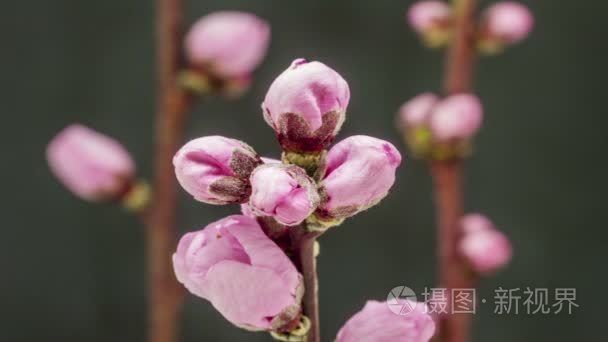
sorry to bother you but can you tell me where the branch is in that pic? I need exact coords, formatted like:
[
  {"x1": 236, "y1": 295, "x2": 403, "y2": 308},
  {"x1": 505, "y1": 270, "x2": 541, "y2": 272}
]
[
  {"x1": 146, "y1": 0, "x2": 191, "y2": 341},
  {"x1": 434, "y1": 1, "x2": 478, "y2": 341},
  {"x1": 290, "y1": 227, "x2": 322, "y2": 342}
]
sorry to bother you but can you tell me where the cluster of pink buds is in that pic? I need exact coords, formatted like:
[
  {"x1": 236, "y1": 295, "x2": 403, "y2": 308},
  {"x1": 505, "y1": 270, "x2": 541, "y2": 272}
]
[
  {"x1": 398, "y1": 92, "x2": 483, "y2": 159},
  {"x1": 458, "y1": 214, "x2": 512, "y2": 274},
  {"x1": 407, "y1": 1, "x2": 533, "y2": 52},
  {"x1": 181, "y1": 11, "x2": 271, "y2": 95},
  {"x1": 46, "y1": 12, "x2": 273, "y2": 209},
  {"x1": 171, "y1": 58, "x2": 435, "y2": 340}
]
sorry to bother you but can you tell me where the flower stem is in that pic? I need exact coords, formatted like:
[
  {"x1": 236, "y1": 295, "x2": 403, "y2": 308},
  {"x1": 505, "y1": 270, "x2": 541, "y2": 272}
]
[
  {"x1": 433, "y1": 0, "x2": 478, "y2": 341},
  {"x1": 291, "y1": 227, "x2": 322, "y2": 342},
  {"x1": 146, "y1": 0, "x2": 191, "y2": 341}
]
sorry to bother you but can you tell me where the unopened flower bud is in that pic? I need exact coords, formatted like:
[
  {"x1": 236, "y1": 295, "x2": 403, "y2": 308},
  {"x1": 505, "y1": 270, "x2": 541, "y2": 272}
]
[
  {"x1": 479, "y1": 2, "x2": 533, "y2": 52},
  {"x1": 173, "y1": 136, "x2": 261, "y2": 204},
  {"x1": 46, "y1": 124, "x2": 135, "y2": 201},
  {"x1": 262, "y1": 59, "x2": 350, "y2": 153},
  {"x1": 429, "y1": 94, "x2": 483, "y2": 141},
  {"x1": 398, "y1": 92, "x2": 439, "y2": 130},
  {"x1": 249, "y1": 164, "x2": 320, "y2": 226},
  {"x1": 459, "y1": 214, "x2": 512, "y2": 274},
  {"x1": 408, "y1": 1, "x2": 452, "y2": 47},
  {"x1": 173, "y1": 215, "x2": 303, "y2": 331},
  {"x1": 337, "y1": 300, "x2": 435, "y2": 342},
  {"x1": 184, "y1": 11, "x2": 270, "y2": 93},
  {"x1": 317, "y1": 135, "x2": 401, "y2": 221}
]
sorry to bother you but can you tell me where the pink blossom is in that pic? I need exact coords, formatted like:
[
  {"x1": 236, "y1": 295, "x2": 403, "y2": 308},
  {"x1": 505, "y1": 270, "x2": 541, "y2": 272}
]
[
  {"x1": 459, "y1": 214, "x2": 512, "y2": 274},
  {"x1": 318, "y1": 135, "x2": 402, "y2": 219},
  {"x1": 262, "y1": 58, "x2": 350, "y2": 152},
  {"x1": 249, "y1": 164, "x2": 320, "y2": 226},
  {"x1": 46, "y1": 124, "x2": 135, "y2": 201},
  {"x1": 173, "y1": 136, "x2": 261, "y2": 204},
  {"x1": 399, "y1": 92, "x2": 440, "y2": 129},
  {"x1": 337, "y1": 300, "x2": 435, "y2": 342},
  {"x1": 429, "y1": 94, "x2": 483, "y2": 141},
  {"x1": 481, "y1": 2, "x2": 534, "y2": 44},
  {"x1": 173, "y1": 215, "x2": 302, "y2": 330},
  {"x1": 185, "y1": 11, "x2": 270, "y2": 78},
  {"x1": 407, "y1": 1, "x2": 451, "y2": 33}
]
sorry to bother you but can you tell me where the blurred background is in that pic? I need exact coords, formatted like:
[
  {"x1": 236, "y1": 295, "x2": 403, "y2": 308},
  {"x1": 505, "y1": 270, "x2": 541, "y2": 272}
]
[{"x1": 2, "y1": 0, "x2": 606, "y2": 340}]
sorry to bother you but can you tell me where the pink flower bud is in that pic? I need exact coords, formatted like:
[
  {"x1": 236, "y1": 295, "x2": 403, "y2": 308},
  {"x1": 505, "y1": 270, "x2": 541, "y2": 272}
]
[
  {"x1": 262, "y1": 59, "x2": 350, "y2": 152},
  {"x1": 173, "y1": 215, "x2": 302, "y2": 330},
  {"x1": 185, "y1": 11, "x2": 270, "y2": 79},
  {"x1": 398, "y1": 92, "x2": 440, "y2": 129},
  {"x1": 337, "y1": 300, "x2": 436, "y2": 342},
  {"x1": 459, "y1": 214, "x2": 512, "y2": 274},
  {"x1": 429, "y1": 94, "x2": 483, "y2": 141},
  {"x1": 407, "y1": 1, "x2": 451, "y2": 33},
  {"x1": 46, "y1": 124, "x2": 135, "y2": 201},
  {"x1": 318, "y1": 136, "x2": 402, "y2": 220},
  {"x1": 249, "y1": 164, "x2": 320, "y2": 226},
  {"x1": 173, "y1": 136, "x2": 261, "y2": 204},
  {"x1": 481, "y1": 2, "x2": 533, "y2": 44},
  {"x1": 460, "y1": 213, "x2": 494, "y2": 234}
]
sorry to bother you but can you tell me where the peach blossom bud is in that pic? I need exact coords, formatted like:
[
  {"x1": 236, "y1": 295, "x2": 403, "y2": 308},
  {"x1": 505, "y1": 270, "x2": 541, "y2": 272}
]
[
  {"x1": 407, "y1": 1, "x2": 451, "y2": 34},
  {"x1": 318, "y1": 135, "x2": 402, "y2": 220},
  {"x1": 480, "y1": 2, "x2": 533, "y2": 46},
  {"x1": 337, "y1": 300, "x2": 435, "y2": 342},
  {"x1": 249, "y1": 164, "x2": 320, "y2": 226},
  {"x1": 429, "y1": 94, "x2": 483, "y2": 141},
  {"x1": 262, "y1": 58, "x2": 350, "y2": 152},
  {"x1": 173, "y1": 136, "x2": 261, "y2": 204},
  {"x1": 173, "y1": 215, "x2": 302, "y2": 330},
  {"x1": 46, "y1": 124, "x2": 135, "y2": 201},
  {"x1": 398, "y1": 92, "x2": 440, "y2": 130},
  {"x1": 459, "y1": 214, "x2": 512, "y2": 274},
  {"x1": 185, "y1": 11, "x2": 270, "y2": 79}
]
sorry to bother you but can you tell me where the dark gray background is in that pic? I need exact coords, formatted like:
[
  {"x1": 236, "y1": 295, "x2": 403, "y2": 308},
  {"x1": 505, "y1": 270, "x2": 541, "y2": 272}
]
[{"x1": 2, "y1": 0, "x2": 605, "y2": 341}]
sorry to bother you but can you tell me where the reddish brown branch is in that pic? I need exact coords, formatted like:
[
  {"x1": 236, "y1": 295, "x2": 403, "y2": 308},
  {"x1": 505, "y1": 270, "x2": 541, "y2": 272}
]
[
  {"x1": 146, "y1": 0, "x2": 191, "y2": 341},
  {"x1": 444, "y1": 0, "x2": 478, "y2": 95},
  {"x1": 434, "y1": 1, "x2": 478, "y2": 341},
  {"x1": 290, "y1": 227, "x2": 322, "y2": 342},
  {"x1": 431, "y1": 162, "x2": 474, "y2": 342}
]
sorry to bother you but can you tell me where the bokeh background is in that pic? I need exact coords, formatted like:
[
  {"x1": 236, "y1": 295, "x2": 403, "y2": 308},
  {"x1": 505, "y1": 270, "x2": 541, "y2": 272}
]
[{"x1": 3, "y1": 0, "x2": 606, "y2": 341}]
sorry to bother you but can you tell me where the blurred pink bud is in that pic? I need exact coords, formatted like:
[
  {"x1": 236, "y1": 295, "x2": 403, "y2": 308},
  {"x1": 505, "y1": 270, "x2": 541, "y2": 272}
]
[
  {"x1": 262, "y1": 58, "x2": 350, "y2": 152},
  {"x1": 429, "y1": 94, "x2": 483, "y2": 141},
  {"x1": 460, "y1": 213, "x2": 494, "y2": 234},
  {"x1": 249, "y1": 164, "x2": 320, "y2": 226},
  {"x1": 398, "y1": 92, "x2": 440, "y2": 129},
  {"x1": 318, "y1": 136, "x2": 402, "y2": 220},
  {"x1": 46, "y1": 124, "x2": 135, "y2": 201},
  {"x1": 173, "y1": 136, "x2": 261, "y2": 204},
  {"x1": 481, "y1": 2, "x2": 533, "y2": 44},
  {"x1": 337, "y1": 300, "x2": 435, "y2": 342},
  {"x1": 407, "y1": 1, "x2": 451, "y2": 33},
  {"x1": 185, "y1": 11, "x2": 270, "y2": 79},
  {"x1": 459, "y1": 214, "x2": 512, "y2": 274},
  {"x1": 173, "y1": 215, "x2": 302, "y2": 330}
]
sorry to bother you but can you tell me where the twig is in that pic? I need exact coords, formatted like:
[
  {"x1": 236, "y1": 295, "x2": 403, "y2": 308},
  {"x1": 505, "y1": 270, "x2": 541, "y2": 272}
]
[
  {"x1": 147, "y1": 0, "x2": 191, "y2": 341},
  {"x1": 433, "y1": 0, "x2": 478, "y2": 341},
  {"x1": 290, "y1": 227, "x2": 322, "y2": 342}
]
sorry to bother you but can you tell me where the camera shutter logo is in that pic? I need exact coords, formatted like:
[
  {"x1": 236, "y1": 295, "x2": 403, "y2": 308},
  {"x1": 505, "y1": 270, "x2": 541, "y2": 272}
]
[{"x1": 387, "y1": 286, "x2": 418, "y2": 315}]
